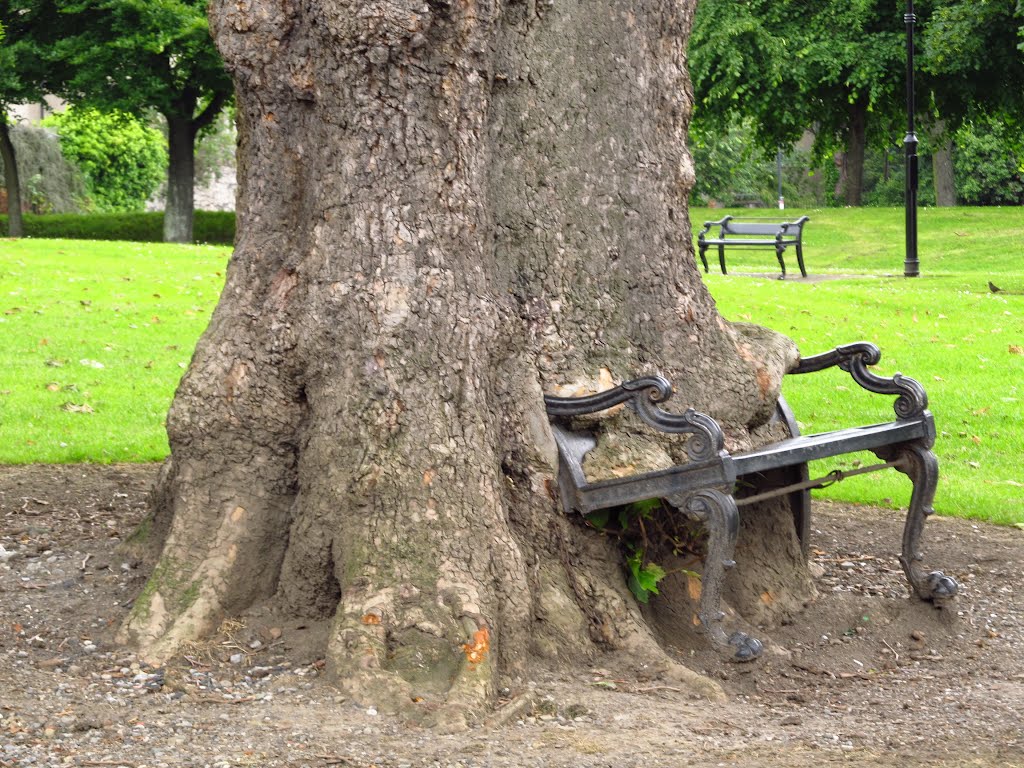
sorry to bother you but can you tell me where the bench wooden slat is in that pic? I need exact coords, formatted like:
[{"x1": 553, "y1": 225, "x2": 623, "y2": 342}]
[
  {"x1": 701, "y1": 238, "x2": 798, "y2": 246},
  {"x1": 732, "y1": 419, "x2": 932, "y2": 475}
]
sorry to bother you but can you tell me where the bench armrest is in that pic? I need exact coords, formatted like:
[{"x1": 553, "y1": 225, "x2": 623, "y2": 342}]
[
  {"x1": 698, "y1": 215, "x2": 733, "y2": 240},
  {"x1": 544, "y1": 376, "x2": 725, "y2": 462},
  {"x1": 792, "y1": 342, "x2": 928, "y2": 419}
]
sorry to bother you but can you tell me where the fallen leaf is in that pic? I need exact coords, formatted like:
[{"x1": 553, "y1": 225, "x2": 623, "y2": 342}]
[
  {"x1": 61, "y1": 403, "x2": 94, "y2": 414},
  {"x1": 1010, "y1": 345, "x2": 1023, "y2": 355},
  {"x1": 686, "y1": 574, "x2": 702, "y2": 601}
]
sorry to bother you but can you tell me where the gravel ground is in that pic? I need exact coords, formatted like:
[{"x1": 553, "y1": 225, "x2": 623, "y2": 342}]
[{"x1": 2, "y1": 464, "x2": 1023, "y2": 767}]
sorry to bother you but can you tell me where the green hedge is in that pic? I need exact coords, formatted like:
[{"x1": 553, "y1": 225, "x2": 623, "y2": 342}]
[{"x1": 0, "y1": 211, "x2": 235, "y2": 245}]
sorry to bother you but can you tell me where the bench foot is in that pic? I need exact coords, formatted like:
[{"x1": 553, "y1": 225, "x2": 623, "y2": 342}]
[
  {"x1": 727, "y1": 631, "x2": 764, "y2": 662},
  {"x1": 675, "y1": 489, "x2": 763, "y2": 662},
  {"x1": 886, "y1": 442, "x2": 960, "y2": 605}
]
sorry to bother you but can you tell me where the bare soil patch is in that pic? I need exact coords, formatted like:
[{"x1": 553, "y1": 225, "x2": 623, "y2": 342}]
[{"x1": 2, "y1": 464, "x2": 1022, "y2": 767}]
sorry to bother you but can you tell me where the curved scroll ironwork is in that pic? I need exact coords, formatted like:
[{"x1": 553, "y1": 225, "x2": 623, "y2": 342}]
[
  {"x1": 793, "y1": 342, "x2": 928, "y2": 419},
  {"x1": 543, "y1": 376, "x2": 673, "y2": 417},
  {"x1": 543, "y1": 376, "x2": 725, "y2": 463}
]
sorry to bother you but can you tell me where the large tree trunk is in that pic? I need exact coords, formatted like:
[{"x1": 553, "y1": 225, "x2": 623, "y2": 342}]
[
  {"x1": 163, "y1": 113, "x2": 196, "y2": 243},
  {"x1": 0, "y1": 121, "x2": 24, "y2": 238},
  {"x1": 120, "y1": 0, "x2": 811, "y2": 727}
]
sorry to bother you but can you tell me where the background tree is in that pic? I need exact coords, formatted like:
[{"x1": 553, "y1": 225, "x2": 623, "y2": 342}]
[
  {"x1": 690, "y1": 0, "x2": 909, "y2": 206},
  {"x1": 919, "y1": 0, "x2": 1024, "y2": 204},
  {"x1": 690, "y1": 0, "x2": 1024, "y2": 209},
  {"x1": 47, "y1": 0, "x2": 232, "y2": 242},
  {"x1": 0, "y1": 19, "x2": 24, "y2": 237},
  {"x1": 0, "y1": 7, "x2": 50, "y2": 236},
  {"x1": 119, "y1": 0, "x2": 816, "y2": 727}
]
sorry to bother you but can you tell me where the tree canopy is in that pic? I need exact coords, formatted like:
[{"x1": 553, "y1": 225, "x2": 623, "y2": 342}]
[
  {"x1": 921, "y1": 0, "x2": 1024, "y2": 130},
  {"x1": 688, "y1": 0, "x2": 1024, "y2": 206}
]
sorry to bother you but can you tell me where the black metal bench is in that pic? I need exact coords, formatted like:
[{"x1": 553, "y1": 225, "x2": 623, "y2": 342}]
[
  {"x1": 544, "y1": 342, "x2": 958, "y2": 661},
  {"x1": 697, "y1": 215, "x2": 810, "y2": 279}
]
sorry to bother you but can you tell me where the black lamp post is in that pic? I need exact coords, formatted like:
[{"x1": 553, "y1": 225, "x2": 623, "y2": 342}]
[{"x1": 903, "y1": 0, "x2": 920, "y2": 277}]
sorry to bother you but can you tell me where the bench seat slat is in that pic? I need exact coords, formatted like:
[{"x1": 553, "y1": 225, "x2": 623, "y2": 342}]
[
  {"x1": 701, "y1": 238, "x2": 798, "y2": 245},
  {"x1": 732, "y1": 419, "x2": 930, "y2": 475}
]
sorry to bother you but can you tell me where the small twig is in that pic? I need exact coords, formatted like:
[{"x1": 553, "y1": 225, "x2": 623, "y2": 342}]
[
  {"x1": 881, "y1": 639, "x2": 900, "y2": 662},
  {"x1": 80, "y1": 553, "x2": 92, "y2": 570},
  {"x1": 631, "y1": 685, "x2": 682, "y2": 694},
  {"x1": 314, "y1": 756, "x2": 354, "y2": 766},
  {"x1": 193, "y1": 695, "x2": 256, "y2": 705}
]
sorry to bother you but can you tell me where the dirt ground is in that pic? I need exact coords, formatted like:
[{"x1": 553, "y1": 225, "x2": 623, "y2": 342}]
[{"x1": 1, "y1": 464, "x2": 1022, "y2": 768}]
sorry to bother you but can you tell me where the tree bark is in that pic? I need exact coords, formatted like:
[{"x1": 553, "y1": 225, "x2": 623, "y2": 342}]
[
  {"x1": 163, "y1": 114, "x2": 196, "y2": 243},
  {"x1": 120, "y1": 0, "x2": 811, "y2": 726},
  {"x1": 0, "y1": 121, "x2": 24, "y2": 237},
  {"x1": 928, "y1": 122, "x2": 957, "y2": 206},
  {"x1": 843, "y1": 95, "x2": 869, "y2": 206}
]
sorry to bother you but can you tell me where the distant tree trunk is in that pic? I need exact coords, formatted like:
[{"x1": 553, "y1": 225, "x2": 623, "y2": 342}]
[
  {"x1": 927, "y1": 119, "x2": 957, "y2": 207},
  {"x1": 0, "y1": 121, "x2": 24, "y2": 237},
  {"x1": 843, "y1": 96, "x2": 869, "y2": 206},
  {"x1": 163, "y1": 114, "x2": 196, "y2": 244},
  {"x1": 162, "y1": 93, "x2": 228, "y2": 243},
  {"x1": 120, "y1": 0, "x2": 811, "y2": 727}
]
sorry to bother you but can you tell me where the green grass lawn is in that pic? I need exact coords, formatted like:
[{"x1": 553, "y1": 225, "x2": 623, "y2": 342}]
[
  {"x1": 694, "y1": 206, "x2": 1024, "y2": 525},
  {"x1": 1, "y1": 207, "x2": 1022, "y2": 525},
  {"x1": 0, "y1": 238, "x2": 230, "y2": 462}
]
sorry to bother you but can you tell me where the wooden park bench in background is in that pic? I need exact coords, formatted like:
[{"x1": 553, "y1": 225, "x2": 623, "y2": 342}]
[
  {"x1": 697, "y1": 215, "x2": 810, "y2": 279},
  {"x1": 544, "y1": 342, "x2": 958, "y2": 661}
]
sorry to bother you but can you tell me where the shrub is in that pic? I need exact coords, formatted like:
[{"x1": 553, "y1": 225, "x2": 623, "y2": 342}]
[
  {"x1": 953, "y1": 118, "x2": 1024, "y2": 206},
  {"x1": 0, "y1": 211, "x2": 235, "y2": 244},
  {"x1": 42, "y1": 108, "x2": 166, "y2": 212}
]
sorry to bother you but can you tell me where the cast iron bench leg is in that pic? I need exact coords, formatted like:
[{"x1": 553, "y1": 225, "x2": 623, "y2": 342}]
[
  {"x1": 796, "y1": 242, "x2": 808, "y2": 278},
  {"x1": 718, "y1": 243, "x2": 727, "y2": 275},
  {"x1": 673, "y1": 489, "x2": 763, "y2": 662},
  {"x1": 698, "y1": 243, "x2": 710, "y2": 273},
  {"x1": 774, "y1": 243, "x2": 787, "y2": 280},
  {"x1": 881, "y1": 442, "x2": 959, "y2": 603}
]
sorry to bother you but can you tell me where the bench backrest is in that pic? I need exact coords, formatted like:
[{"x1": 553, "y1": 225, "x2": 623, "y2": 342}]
[{"x1": 720, "y1": 216, "x2": 808, "y2": 238}]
